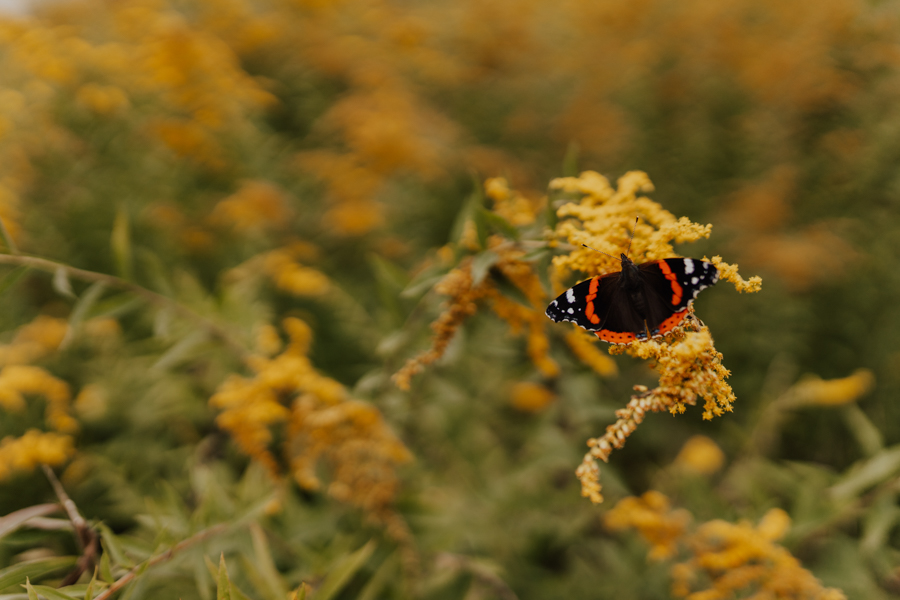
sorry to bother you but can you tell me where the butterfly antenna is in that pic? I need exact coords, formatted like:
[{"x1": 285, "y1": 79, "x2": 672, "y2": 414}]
[
  {"x1": 625, "y1": 217, "x2": 639, "y2": 258},
  {"x1": 581, "y1": 244, "x2": 617, "y2": 260}
]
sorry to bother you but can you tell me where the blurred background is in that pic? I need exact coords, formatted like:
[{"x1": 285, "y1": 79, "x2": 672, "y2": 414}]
[{"x1": 0, "y1": 0, "x2": 897, "y2": 598}]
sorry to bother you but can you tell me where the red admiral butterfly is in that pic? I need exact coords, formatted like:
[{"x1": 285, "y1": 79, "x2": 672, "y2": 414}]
[{"x1": 546, "y1": 253, "x2": 719, "y2": 344}]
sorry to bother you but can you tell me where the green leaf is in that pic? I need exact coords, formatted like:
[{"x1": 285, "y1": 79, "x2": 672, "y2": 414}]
[
  {"x1": 830, "y1": 444, "x2": 900, "y2": 502},
  {"x1": 61, "y1": 281, "x2": 107, "y2": 349},
  {"x1": 216, "y1": 554, "x2": 232, "y2": 600},
  {"x1": 151, "y1": 330, "x2": 209, "y2": 372},
  {"x1": 83, "y1": 567, "x2": 101, "y2": 600},
  {"x1": 0, "y1": 504, "x2": 60, "y2": 540},
  {"x1": 111, "y1": 205, "x2": 133, "y2": 281},
  {"x1": 249, "y1": 524, "x2": 288, "y2": 600},
  {"x1": 28, "y1": 585, "x2": 78, "y2": 600},
  {"x1": 23, "y1": 579, "x2": 37, "y2": 600},
  {"x1": 0, "y1": 266, "x2": 29, "y2": 299},
  {"x1": 52, "y1": 268, "x2": 76, "y2": 300},
  {"x1": 98, "y1": 523, "x2": 134, "y2": 569},
  {"x1": 0, "y1": 558, "x2": 76, "y2": 593},
  {"x1": 98, "y1": 550, "x2": 114, "y2": 584},
  {"x1": 492, "y1": 270, "x2": 533, "y2": 308},
  {"x1": 470, "y1": 251, "x2": 500, "y2": 286},
  {"x1": 314, "y1": 540, "x2": 376, "y2": 600},
  {"x1": 400, "y1": 267, "x2": 448, "y2": 299},
  {"x1": 479, "y1": 208, "x2": 520, "y2": 241}
]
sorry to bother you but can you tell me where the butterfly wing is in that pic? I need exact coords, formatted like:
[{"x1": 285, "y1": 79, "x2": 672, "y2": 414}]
[
  {"x1": 638, "y1": 258, "x2": 719, "y2": 334},
  {"x1": 546, "y1": 273, "x2": 621, "y2": 332}
]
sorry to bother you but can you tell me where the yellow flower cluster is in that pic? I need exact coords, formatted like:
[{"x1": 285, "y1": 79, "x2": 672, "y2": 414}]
[
  {"x1": 0, "y1": 365, "x2": 78, "y2": 434},
  {"x1": 672, "y1": 509, "x2": 846, "y2": 600},
  {"x1": 226, "y1": 245, "x2": 330, "y2": 297},
  {"x1": 0, "y1": 429, "x2": 74, "y2": 482},
  {"x1": 564, "y1": 329, "x2": 618, "y2": 377},
  {"x1": 210, "y1": 317, "x2": 412, "y2": 522},
  {"x1": 0, "y1": 315, "x2": 67, "y2": 365},
  {"x1": 673, "y1": 435, "x2": 725, "y2": 476},
  {"x1": 607, "y1": 492, "x2": 847, "y2": 600},
  {"x1": 604, "y1": 491, "x2": 691, "y2": 560},
  {"x1": 509, "y1": 381, "x2": 556, "y2": 413},
  {"x1": 484, "y1": 177, "x2": 537, "y2": 226},
  {"x1": 783, "y1": 368, "x2": 875, "y2": 408},
  {"x1": 547, "y1": 171, "x2": 760, "y2": 503},
  {"x1": 209, "y1": 180, "x2": 293, "y2": 235}
]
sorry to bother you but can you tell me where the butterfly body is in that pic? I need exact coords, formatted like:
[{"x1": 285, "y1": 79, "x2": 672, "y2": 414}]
[{"x1": 546, "y1": 255, "x2": 719, "y2": 344}]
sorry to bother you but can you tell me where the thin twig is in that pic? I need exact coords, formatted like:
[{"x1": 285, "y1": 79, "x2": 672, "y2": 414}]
[
  {"x1": 93, "y1": 523, "x2": 230, "y2": 600},
  {"x1": 0, "y1": 253, "x2": 248, "y2": 358},
  {"x1": 42, "y1": 465, "x2": 99, "y2": 586}
]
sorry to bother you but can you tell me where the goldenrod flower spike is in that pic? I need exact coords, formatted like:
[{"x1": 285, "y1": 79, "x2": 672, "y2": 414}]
[
  {"x1": 607, "y1": 493, "x2": 847, "y2": 599},
  {"x1": 548, "y1": 171, "x2": 759, "y2": 504}
]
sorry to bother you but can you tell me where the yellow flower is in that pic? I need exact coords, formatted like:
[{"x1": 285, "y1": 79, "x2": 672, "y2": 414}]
[
  {"x1": 0, "y1": 315, "x2": 68, "y2": 366},
  {"x1": 211, "y1": 317, "x2": 411, "y2": 526},
  {"x1": 785, "y1": 369, "x2": 874, "y2": 407},
  {"x1": 0, "y1": 365, "x2": 77, "y2": 433},
  {"x1": 564, "y1": 329, "x2": 618, "y2": 377},
  {"x1": 75, "y1": 83, "x2": 130, "y2": 115},
  {"x1": 209, "y1": 180, "x2": 293, "y2": 235},
  {"x1": 0, "y1": 429, "x2": 74, "y2": 482},
  {"x1": 484, "y1": 177, "x2": 537, "y2": 226},
  {"x1": 673, "y1": 435, "x2": 725, "y2": 475},
  {"x1": 509, "y1": 382, "x2": 555, "y2": 413},
  {"x1": 605, "y1": 491, "x2": 691, "y2": 561}
]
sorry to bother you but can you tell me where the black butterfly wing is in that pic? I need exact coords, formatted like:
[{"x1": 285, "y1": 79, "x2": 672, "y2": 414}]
[
  {"x1": 637, "y1": 258, "x2": 719, "y2": 333},
  {"x1": 546, "y1": 273, "x2": 622, "y2": 332}
]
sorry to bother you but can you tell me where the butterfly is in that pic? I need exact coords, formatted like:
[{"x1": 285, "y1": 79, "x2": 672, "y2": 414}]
[{"x1": 546, "y1": 253, "x2": 719, "y2": 344}]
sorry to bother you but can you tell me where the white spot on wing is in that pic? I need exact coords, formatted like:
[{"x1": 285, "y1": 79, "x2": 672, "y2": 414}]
[
  {"x1": 684, "y1": 259, "x2": 694, "y2": 274},
  {"x1": 566, "y1": 288, "x2": 575, "y2": 303},
  {"x1": 691, "y1": 277, "x2": 698, "y2": 284},
  {"x1": 567, "y1": 308, "x2": 574, "y2": 314}
]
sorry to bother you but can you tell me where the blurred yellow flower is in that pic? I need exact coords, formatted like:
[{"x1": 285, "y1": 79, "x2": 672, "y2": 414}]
[
  {"x1": 673, "y1": 435, "x2": 725, "y2": 476},
  {"x1": 509, "y1": 381, "x2": 555, "y2": 413},
  {"x1": 209, "y1": 180, "x2": 293, "y2": 235},
  {"x1": 785, "y1": 368, "x2": 874, "y2": 407},
  {"x1": 75, "y1": 83, "x2": 130, "y2": 115},
  {"x1": 0, "y1": 315, "x2": 68, "y2": 366},
  {"x1": 211, "y1": 317, "x2": 411, "y2": 524},
  {"x1": 673, "y1": 508, "x2": 845, "y2": 600},
  {"x1": 608, "y1": 492, "x2": 847, "y2": 600},
  {"x1": 484, "y1": 177, "x2": 537, "y2": 226},
  {"x1": 564, "y1": 329, "x2": 618, "y2": 377},
  {"x1": 605, "y1": 491, "x2": 691, "y2": 561},
  {"x1": 0, "y1": 429, "x2": 74, "y2": 482},
  {"x1": 0, "y1": 365, "x2": 77, "y2": 434}
]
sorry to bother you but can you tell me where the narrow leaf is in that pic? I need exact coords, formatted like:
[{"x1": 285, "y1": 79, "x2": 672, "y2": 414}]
[
  {"x1": 60, "y1": 282, "x2": 107, "y2": 349},
  {"x1": 99, "y1": 551, "x2": 114, "y2": 584},
  {"x1": 52, "y1": 268, "x2": 76, "y2": 300},
  {"x1": 23, "y1": 579, "x2": 37, "y2": 600},
  {"x1": 98, "y1": 523, "x2": 134, "y2": 568},
  {"x1": 479, "y1": 208, "x2": 520, "y2": 241},
  {"x1": 28, "y1": 585, "x2": 78, "y2": 600},
  {"x1": 830, "y1": 445, "x2": 900, "y2": 502},
  {"x1": 250, "y1": 524, "x2": 287, "y2": 600},
  {"x1": 314, "y1": 540, "x2": 376, "y2": 600},
  {"x1": 470, "y1": 251, "x2": 500, "y2": 287},
  {"x1": 0, "y1": 504, "x2": 60, "y2": 540},
  {"x1": 217, "y1": 554, "x2": 232, "y2": 600},
  {"x1": 0, "y1": 558, "x2": 76, "y2": 592}
]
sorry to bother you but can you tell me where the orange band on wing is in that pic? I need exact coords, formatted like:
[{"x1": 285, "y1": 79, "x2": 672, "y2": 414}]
[
  {"x1": 595, "y1": 330, "x2": 636, "y2": 344},
  {"x1": 657, "y1": 260, "x2": 683, "y2": 306},
  {"x1": 583, "y1": 277, "x2": 601, "y2": 324},
  {"x1": 656, "y1": 309, "x2": 689, "y2": 335}
]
